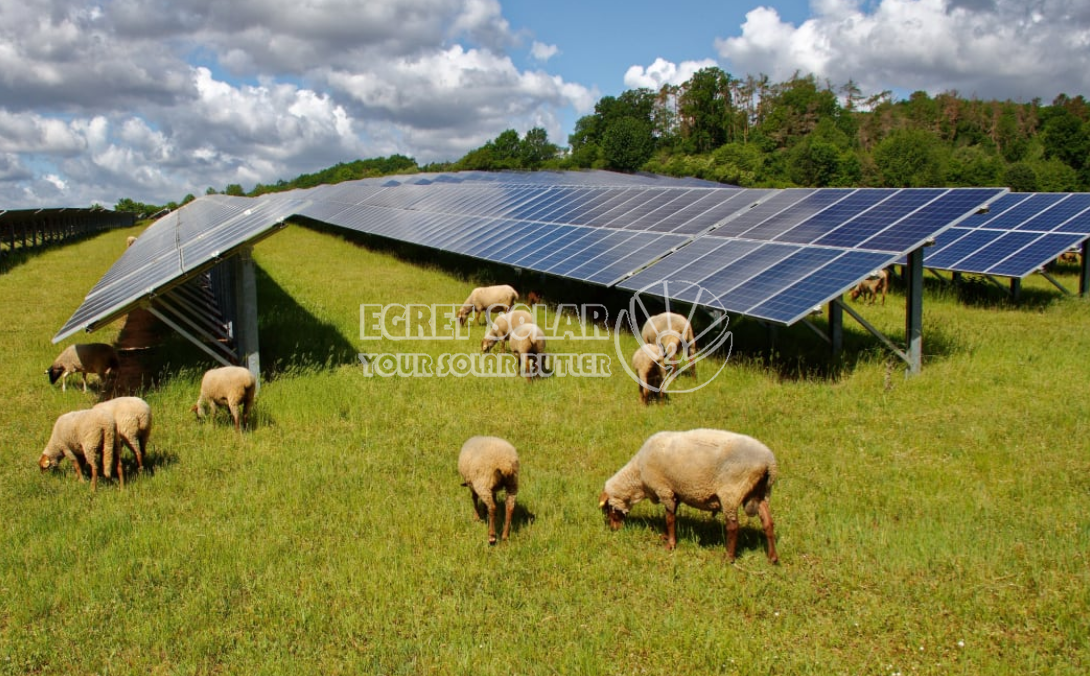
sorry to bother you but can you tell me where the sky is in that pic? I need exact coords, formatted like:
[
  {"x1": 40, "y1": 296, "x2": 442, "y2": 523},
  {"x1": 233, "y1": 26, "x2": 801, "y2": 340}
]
[{"x1": 2, "y1": 0, "x2": 1090, "y2": 209}]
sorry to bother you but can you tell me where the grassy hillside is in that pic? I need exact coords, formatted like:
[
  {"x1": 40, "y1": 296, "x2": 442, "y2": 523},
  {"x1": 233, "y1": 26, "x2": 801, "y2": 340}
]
[{"x1": 1, "y1": 224, "x2": 1088, "y2": 675}]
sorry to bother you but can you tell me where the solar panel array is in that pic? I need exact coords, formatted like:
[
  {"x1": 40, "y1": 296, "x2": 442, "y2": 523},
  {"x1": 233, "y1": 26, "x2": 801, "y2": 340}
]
[
  {"x1": 915, "y1": 192, "x2": 1090, "y2": 278},
  {"x1": 56, "y1": 170, "x2": 1007, "y2": 342}
]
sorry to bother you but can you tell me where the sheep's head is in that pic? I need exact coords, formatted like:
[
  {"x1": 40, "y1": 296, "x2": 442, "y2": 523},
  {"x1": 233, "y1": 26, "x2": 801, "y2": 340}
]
[
  {"x1": 38, "y1": 451, "x2": 59, "y2": 471},
  {"x1": 480, "y1": 335, "x2": 497, "y2": 353},
  {"x1": 456, "y1": 305, "x2": 472, "y2": 326},
  {"x1": 599, "y1": 491, "x2": 627, "y2": 530},
  {"x1": 46, "y1": 366, "x2": 63, "y2": 384}
]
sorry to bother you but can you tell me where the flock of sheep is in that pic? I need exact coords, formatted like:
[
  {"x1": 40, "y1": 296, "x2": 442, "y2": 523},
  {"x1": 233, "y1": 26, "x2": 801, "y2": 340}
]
[{"x1": 38, "y1": 282, "x2": 781, "y2": 563}]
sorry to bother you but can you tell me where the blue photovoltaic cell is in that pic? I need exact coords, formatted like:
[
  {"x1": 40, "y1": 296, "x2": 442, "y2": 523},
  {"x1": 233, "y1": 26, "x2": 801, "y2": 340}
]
[
  {"x1": 606, "y1": 190, "x2": 691, "y2": 230},
  {"x1": 569, "y1": 189, "x2": 642, "y2": 225},
  {"x1": 640, "y1": 190, "x2": 739, "y2": 233},
  {"x1": 622, "y1": 190, "x2": 706, "y2": 231},
  {"x1": 691, "y1": 244, "x2": 801, "y2": 300},
  {"x1": 950, "y1": 231, "x2": 1043, "y2": 274},
  {"x1": 747, "y1": 250, "x2": 894, "y2": 324},
  {"x1": 510, "y1": 226, "x2": 592, "y2": 268},
  {"x1": 439, "y1": 220, "x2": 508, "y2": 253},
  {"x1": 658, "y1": 190, "x2": 770, "y2": 235},
  {"x1": 576, "y1": 234, "x2": 687, "y2": 286},
  {"x1": 618, "y1": 239, "x2": 741, "y2": 291},
  {"x1": 710, "y1": 190, "x2": 816, "y2": 239},
  {"x1": 922, "y1": 229, "x2": 1000, "y2": 269},
  {"x1": 531, "y1": 229, "x2": 617, "y2": 273},
  {"x1": 551, "y1": 230, "x2": 646, "y2": 277},
  {"x1": 975, "y1": 193, "x2": 1060, "y2": 229},
  {"x1": 1017, "y1": 193, "x2": 1090, "y2": 232},
  {"x1": 710, "y1": 247, "x2": 842, "y2": 313},
  {"x1": 814, "y1": 189, "x2": 943, "y2": 249},
  {"x1": 861, "y1": 188, "x2": 1004, "y2": 252},
  {"x1": 470, "y1": 222, "x2": 553, "y2": 261},
  {"x1": 916, "y1": 227, "x2": 976, "y2": 264},
  {"x1": 987, "y1": 232, "x2": 1087, "y2": 277},
  {"x1": 738, "y1": 189, "x2": 852, "y2": 241},
  {"x1": 495, "y1": 225, "x2": 580, "y2": 265},
  {"x1": 774, "y1": 189, "x2": 890, "y2": 244},
  {"x1": 532, "y1": 188, "x2": 596, "y2": 223}
]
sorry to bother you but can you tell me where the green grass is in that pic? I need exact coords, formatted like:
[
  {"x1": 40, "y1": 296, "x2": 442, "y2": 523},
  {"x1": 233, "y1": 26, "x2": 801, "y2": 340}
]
[{"x1": 2, "y1": 224, "x2": 1089, "y2": 675}]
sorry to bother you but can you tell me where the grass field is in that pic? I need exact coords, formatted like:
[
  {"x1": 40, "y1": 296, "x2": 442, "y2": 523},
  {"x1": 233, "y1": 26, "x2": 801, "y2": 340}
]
[{"x1": 1, "y1": 223, "x2": 1088, "y2": 675}]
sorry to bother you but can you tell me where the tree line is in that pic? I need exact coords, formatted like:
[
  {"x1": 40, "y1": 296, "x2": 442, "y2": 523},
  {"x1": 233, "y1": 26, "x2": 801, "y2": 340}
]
[{"x1": 116, "y1": 67, "x2": 1090, "y2": 215}]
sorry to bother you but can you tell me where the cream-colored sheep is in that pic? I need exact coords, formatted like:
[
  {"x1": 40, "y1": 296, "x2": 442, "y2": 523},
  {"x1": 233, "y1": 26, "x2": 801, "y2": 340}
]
[
  {"x1": 850, "y1": 269, "x2": 889, "y2": 305},
  {"x1": 632, "y1": 344, "x2": 666, "y2": 405},
  {"x1": 457, "y1": 285, "x2": 519, "y2": 327},
  {"x1": 126, "y1": 235, "x2": 137, "y2": 247},
  {"x1": 481, "y1": 309, "x2": 534, "y2": 353},
  {"x1": 192, "y1": 366, "x2": 256, "y2": 431},
  {"x1": 38, "y1": 408, "x2": 118, "y2": 492},
  {"x1": 46, "y1": 343, "x2": 119, "y2": 393},
  {"x1": 458, "y1": 436, "x2": 520, "y2": 544},
  {"x1": 640, "y1": 312, "x2": 696, "y2": 376},
  {"x1": 93, "y1": 396, "x2": 152, "y2": 473},
  {"x1": 599, "y1": 428, "x2": 779, "y2": 563},
  {"x1": 509, "y1": 322, "x2": 547, "y2": 381}
]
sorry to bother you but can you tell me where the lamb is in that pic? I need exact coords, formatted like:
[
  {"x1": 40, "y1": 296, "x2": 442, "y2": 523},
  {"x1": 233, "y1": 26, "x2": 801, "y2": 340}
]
[
  {"x1": 641, "y1": 312, "x2": 696, "y2": 375},
  {"x1": 457, "y1": 285, "x2": 519, "y2": 327},
  {"x1": 481, "y1": 309, "x2": 534, "y2": 353},
  {"x1": 632, "y1": 343, "x2": 667, "y2": 405},
  {"x1": 192, "y1": 366, "x2": 256, "y2": 431},
  {"x1": 850, "y1": 269, "x2": 889, "y2": 305},
  {"x1": 93, "y1": 396, "x2": 152, "y2": 473},
  {"x1": 508, "y1": 322, "x2": 547, "y2": 381},
  {"x1": 38, "y1": 408, "x2": 118, "y2": 492},
  {"x1": 458, "y1": 436, "x2": 520, "y2": 545},
  {"x1": 46, "y1": 343, "x2": 119, "y2": 393},
  {"x1": 598, "y1": 428, "x2": 779, "y2": 563}
]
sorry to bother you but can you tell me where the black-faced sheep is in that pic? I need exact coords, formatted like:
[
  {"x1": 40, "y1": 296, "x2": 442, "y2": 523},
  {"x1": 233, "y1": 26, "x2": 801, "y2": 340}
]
[
  {"x1": 481, "y1": 310, "x2": 534, "y2": 353},
  {"x1": 632, "y1": 343, "x2": 667, "y2": 405},
  {"x1": 641, "y1": 312, "x2": 696, "y2": 376},
  {"x1": 599, "y1": 428, "x2": 779, "y2": 563},
  {"x1": 850, "y1": 269, "x2": 889, "y2": 305},
  {"x1": 458, "y1": 436, "x2": 520, "y2": 545},
  {"x1": 38, "y1": 408, "x2": 118, "y2": 492},
  {"x1": 192, "y1": 366, "x2": 256, "y2": 432},
  {"x1": 509, "y1": 322, "x2": 547, "y2": 381},
  {"x1": 93, "y1": 396, "x2": 152, "y2": 473},
  {"x1": 457, "y1": 285, "x2": 519, "y2": 327},
  {"x1": 46, "y1": 343, "x2": 119, "y2": 393}
]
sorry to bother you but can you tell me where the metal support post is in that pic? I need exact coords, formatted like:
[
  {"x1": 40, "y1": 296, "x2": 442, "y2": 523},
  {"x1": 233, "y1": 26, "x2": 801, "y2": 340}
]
[{"x1": 905, "y1": 248, "x2": 924, "y2": 375}]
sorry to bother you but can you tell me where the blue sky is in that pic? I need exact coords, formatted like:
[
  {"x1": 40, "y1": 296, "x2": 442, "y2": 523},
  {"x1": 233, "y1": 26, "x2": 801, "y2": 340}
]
[{"x1": 2, "y1": 0, "x2": 1089, "y2": 209}]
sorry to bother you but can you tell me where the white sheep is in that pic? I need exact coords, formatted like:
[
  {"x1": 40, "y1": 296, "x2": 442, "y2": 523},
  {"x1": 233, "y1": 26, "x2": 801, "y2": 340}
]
[
  {"x1": 598, "y1": 428, "x2": 779, "y2": 563},
  {"x1": 641, "y1": 312, "x2": 696, "y2": 376},
  {"x1": 481, "y1": 309, "x2": 534, "y2": 353},
  {"x1": 46, "y1": 343, "x2": 119, "y2": 393},
  {"x1": 93, "y1": 396, "x2": 152, "y2": 473},
  {"x1": 632, "y1": 343, "x2": 666, "y2": 405},
  {"x1": 38, "y1": 408, "x2": 119, "y2": 492},
  {"x1": 458, "y1": 436, "x2": 520, "y2": 545},
  {"x1": 126, "y1": 235, "x2": 137, "y2": 247},
  {"x1": 508, "y1": 322, "x2": 547, "y2": 381},
  {"x1": 457, "y1": 285, "x2": 519, "y2": 327},
  {"x1": 192, "y1": 366, "x2": 256, "y2": 431}
]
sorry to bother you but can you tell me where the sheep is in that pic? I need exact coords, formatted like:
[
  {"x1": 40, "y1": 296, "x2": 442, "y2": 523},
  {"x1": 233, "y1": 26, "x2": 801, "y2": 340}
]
[
  {"x1": 458, "y1": 436, "x2": 520, "y2": 545},
  {"x1": 508, "y1": 322, "x2": 547, "y2": 381},
  {"x1": 46, "y1": 343, "x2": 119, "y2": 393},
  {"x1": 93, "y1": 396, "x2": 152, "y2": 473},
  {"x1": 481, "y1": 309, "x2": 534, "y2": 353},
  {"x1": 126, "y1": 235, "x2": 137, "y2": 247},
  {"x1": 192, "y1": 366, "x2": 256, "y2": 431},
  {"x1": 640, "y1": 312, "x2": 696, "y2": 376},
  {"x1": 457, "y1": 285, "x2": 519, "y2": 327},
  {"x1": 526, "y1": 290, "x2": 544, "y2": 306},
  {"x1": 38, "y1": 408, "x2": 118, "y2": 492},
  {"x1": 598, "y1": 428, "x2": 779, "y2": 563},
  {"x1": 850, "y1": 269, "x2": 889, "y2": 305},
  {"x1": 632, "y1": 343, "x2": 667, "y2": 405}
]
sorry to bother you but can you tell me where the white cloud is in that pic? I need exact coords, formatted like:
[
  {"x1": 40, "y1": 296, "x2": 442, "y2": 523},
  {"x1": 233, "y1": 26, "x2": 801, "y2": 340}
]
[
  {"x1": 531, "y1": 41, "x2": 559, "y2": 62},
  {"x1": 624, "y1": 57, "x2": 720, "y2": 90},
  {"x1": 715, "y1": 0, "x2": 1090, "y2": 101}
]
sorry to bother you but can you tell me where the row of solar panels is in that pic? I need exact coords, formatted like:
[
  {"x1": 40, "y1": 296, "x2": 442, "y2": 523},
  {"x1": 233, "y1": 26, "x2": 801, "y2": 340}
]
[{"x1": 55, "y1": 169, "x2": 1090, "y2": 344}]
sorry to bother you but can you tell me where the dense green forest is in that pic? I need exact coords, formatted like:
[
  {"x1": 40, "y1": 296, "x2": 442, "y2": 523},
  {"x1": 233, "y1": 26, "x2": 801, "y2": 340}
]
[{"x1": 116, "y1": 67, "x2": 1090, "y2": 214}]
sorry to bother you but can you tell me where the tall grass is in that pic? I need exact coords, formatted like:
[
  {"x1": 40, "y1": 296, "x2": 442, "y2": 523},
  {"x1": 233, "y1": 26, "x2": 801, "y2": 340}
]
[{"x1": 1, "y1": 224, "x2": 1088, "y2": 675}]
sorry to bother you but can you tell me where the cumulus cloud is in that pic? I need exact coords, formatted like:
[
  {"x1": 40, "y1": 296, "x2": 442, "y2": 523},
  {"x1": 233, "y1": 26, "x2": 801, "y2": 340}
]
[
  {"x1": 623, "y1": 57, "x2": 720, "y2": 90},
  {"x1": 715, "y1": 0, "x2": 1090, "y2": 101},
  {"x1": 531, "y1": 41, "x2": 559, "y2": 62}
]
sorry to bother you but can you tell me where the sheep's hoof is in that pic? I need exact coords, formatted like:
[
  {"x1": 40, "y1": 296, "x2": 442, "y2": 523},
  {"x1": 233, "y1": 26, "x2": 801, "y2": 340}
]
[{"x1": 488, "y1": 537, "x2": 497, "y2": 546}]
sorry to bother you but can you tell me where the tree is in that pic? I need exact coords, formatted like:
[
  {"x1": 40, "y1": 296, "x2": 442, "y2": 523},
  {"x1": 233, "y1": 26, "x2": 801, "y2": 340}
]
[
  {"x1": 519, "y1": 127, "x2": 558, "y2": 169},
  {"x1": 678, "y1": 67, "x2": 734, "y2": 152},
  {"x1": 224, "y1": 184, "x2": 245, "y2": 196},
  {"x1": 873, "y1": 129, "x2": 944, "y2": 187},
  {"x1": 602, "y1": 117, "x2": 654, "y2": 172}
]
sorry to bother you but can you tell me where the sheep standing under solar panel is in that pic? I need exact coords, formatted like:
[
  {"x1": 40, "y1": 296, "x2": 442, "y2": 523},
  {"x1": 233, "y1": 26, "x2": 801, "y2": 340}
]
[
  {"x1": 481, "y1": 310, "x2": 534, "y2": 353},
  {"x1": 192, "y1": 366, "x2": 256, "y2": 432},
  {"x1": 599, "y1": 428, "x2": 779, "y2": 563},
  {"x1": 46, "y1": 343, "x2": 119, "y2": 393},
  {"x1": 641, "y1": 312, "x2": 696, "y2": 376},
  {"x1": 456, "y1": 285, "x2": 519, "y2": 327},
  {"x1": 850, "y1": 269, "x2": 889, "y2": 305}
]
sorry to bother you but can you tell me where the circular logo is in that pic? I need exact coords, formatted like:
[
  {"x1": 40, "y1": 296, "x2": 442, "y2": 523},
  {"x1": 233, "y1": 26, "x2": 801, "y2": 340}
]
[{"x1": 614, "y1": 279, "x2": 732, "y2": 395}]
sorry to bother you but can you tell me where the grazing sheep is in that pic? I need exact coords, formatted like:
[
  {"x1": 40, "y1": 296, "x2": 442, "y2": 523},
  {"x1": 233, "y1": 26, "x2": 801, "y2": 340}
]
[
  {"x1": 93, "y1": 396, "x2": 152, "y2": 473},
  {"x1": 632, "y1": 344, "x2": 667, "y2": 405},
  {"x1": 46, "y1": 343, "x2": 119, "y2": 393},
  {"x1": 509, "y1": 322, "x2": 547, "y2": 381},
  {"x1": 457, "y1": 285, "x2": 519, "y2": 327},
  {"x1": 192, "y1": 366, "x2": 256, "y2": 431},
  {"x1": 458, "y1": 436, "x2": 520, "y2": 545},
  {"x1": 526, "y1": 290, "x2": 544, "y2": 306},
  {"x1": 641, "y1": 312, "x2": 696, "y2": 375},
  {"x1": 38, "y1": 408, "x2": 118, "y2": 492},
  {"x1": 126, "y1": 236, "x2": 137, "y2": 247},
  {"x1": 850, "y1": 269, "x2": 889, "y2": 305},
  {"x1": 598, "y1": 428, "x2": 779, "y2": 563},
  {"x1": 481, "y1": 310, "x2": 534, "y2": 353}
]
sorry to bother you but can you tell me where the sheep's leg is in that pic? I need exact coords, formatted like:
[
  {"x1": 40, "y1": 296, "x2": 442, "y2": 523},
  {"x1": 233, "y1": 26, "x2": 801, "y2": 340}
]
[
  {"x1": 228, "y1": 402, "x2": 241, "y2": 432},
  {"x1": 81, "y1": 373, "x2": 88, "y2": 393},
  {"x1": 725, "y1": 515, "x2": 740, "y2": 562},
  {"x1": 88, "y1": 453, "x2": 98, "y2": 492},
  {"x1": 501, "y1": 492, "x2": 516, "y2": 541},
  {"x1": 664, "y1": 509, "x2": 678, "y2": 550},
  {"x1": 758, "y1": 499, "x2": 779, "y2": 564},
  {"x1": 68, "y1": 456, "x2": 85, "y2": 482},
  {"x1": 133, "y1": 436, "x2": 146, "y2": 472},
  {"x1": 467, "y1": 489, "x2": 483, "y2": 521},
  {"x1": 482, "y1": 495, "x2": 498, "y2": 545}
]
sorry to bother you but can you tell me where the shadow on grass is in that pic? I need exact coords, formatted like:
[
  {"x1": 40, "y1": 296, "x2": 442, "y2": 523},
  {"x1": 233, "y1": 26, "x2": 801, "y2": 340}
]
[
  {"x1": 623, "y1": 511, "x2": 774, "y2": 558},
  {"x1": 467, "y1": 501, "x2": 536, "y2": 540}
]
